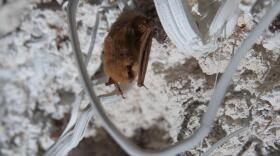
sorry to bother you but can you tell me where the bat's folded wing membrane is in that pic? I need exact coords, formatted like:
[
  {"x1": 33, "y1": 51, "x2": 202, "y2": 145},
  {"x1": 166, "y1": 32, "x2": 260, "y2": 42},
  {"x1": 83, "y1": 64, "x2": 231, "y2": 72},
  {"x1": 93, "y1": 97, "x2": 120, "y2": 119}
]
[{"x1": 137, "y1": 28, "x2": 153, "y2": 87}]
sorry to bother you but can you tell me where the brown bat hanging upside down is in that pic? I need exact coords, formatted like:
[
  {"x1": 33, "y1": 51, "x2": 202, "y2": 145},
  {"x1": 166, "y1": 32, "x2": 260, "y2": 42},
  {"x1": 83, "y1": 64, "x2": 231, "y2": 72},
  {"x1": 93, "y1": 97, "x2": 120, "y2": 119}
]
[{"x1": 102, "y1": 10, "x2": 154, "y2": 96}]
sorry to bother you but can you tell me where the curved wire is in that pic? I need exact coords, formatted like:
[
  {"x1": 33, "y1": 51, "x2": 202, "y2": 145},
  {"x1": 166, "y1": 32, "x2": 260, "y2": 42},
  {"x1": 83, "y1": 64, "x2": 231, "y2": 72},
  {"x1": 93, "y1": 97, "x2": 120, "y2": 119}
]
[
  {"x1": 84, "y1": 12, "x2": 100, "y2": 66},
  {"x1": 67, "y1": 0, "x2": 280, "y2": 155},
  {"x1": 202, "y1": 126, "x2": 249, "y2": 156}
]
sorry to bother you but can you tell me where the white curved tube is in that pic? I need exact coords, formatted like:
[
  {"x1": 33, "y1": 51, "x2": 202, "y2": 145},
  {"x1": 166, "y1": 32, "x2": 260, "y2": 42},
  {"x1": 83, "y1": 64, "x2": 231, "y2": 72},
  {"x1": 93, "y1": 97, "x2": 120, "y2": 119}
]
[
  {"x1": 154, "y1": 0, "x2": 187, "y2": 50},
  {"x1": 209, "y1": 0, "x2": 241, "y2": 37},
  {"x1": 45, "y1": 107, "x2": 94, "y2": 156},
  {"x1": 60, "y1": 94, "x2": 82, "y2": 137},
  {"x1": 154, "y1": 0, "x2": 241, "y2": 54}
]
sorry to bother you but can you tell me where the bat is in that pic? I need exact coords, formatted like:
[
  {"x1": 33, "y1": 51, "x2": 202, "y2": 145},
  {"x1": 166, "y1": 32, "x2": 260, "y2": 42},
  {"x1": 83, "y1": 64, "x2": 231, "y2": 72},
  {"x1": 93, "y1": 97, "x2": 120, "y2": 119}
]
[{"x1": 102, "y1": 10, "x2": 153, "y2": 97}]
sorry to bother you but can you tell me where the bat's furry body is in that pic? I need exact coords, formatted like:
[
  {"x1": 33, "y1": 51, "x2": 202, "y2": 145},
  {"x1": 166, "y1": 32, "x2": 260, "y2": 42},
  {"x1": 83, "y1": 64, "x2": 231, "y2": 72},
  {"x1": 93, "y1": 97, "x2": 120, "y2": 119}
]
[{"x1": 103, "y1": 10, "x2": 153, "y2": 89}]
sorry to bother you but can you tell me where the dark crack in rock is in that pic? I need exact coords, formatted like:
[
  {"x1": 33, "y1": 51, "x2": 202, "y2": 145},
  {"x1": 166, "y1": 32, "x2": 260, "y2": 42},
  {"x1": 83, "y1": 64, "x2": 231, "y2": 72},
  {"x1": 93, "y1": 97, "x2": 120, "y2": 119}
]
[
  {"x1": 132, "y1": 125, "x2": 173, "y2": 150},
  {"x1": 206, "y1": 121, "x2": 227, "y2": 145},
  {"x1": 237, "y1": 137, "x2": 264, "y2": 156},
  {"x1": 69, "y1": 125, "x2": 173, "y2": 156},
  {"x1": 86, "y1": 0, "x2": 103, "y2": 5},
  {"x1": 163, "y1": 57, "x2": 216, "y2": 93},
  {"x1": 177, "y1": 100, "x2": 204, "y2": 142},
  {"x1": 57, "y1": 89, "x2": 75, "y2": 105},
  {"x1": 269, "y1": 14, "x2": 280, "y2": 33},
  {"x1": 266, "y1": 143, "x2": 280, "y2": 156},
  {"x1": 36, "y1": 0, "x2": 62, "y2": 11},
  {"x1": 261, "y1": 56, "x2": 280, "y2": 91},
  {"x1": 69, "y1": 128, "x2": 128, "y2": 156}
]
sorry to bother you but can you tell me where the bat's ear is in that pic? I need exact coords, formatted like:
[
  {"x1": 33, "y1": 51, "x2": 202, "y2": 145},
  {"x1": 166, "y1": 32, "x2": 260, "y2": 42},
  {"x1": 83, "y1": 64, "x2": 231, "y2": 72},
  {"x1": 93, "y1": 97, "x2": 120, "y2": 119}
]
[{"x1": 105, "y1": 77, "x2": 115, "y2": 86}]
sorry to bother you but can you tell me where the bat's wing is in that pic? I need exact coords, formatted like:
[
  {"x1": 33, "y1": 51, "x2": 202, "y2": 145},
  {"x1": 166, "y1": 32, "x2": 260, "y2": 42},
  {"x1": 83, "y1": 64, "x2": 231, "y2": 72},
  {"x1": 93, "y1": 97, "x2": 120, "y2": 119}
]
[{"x1": 137, "y1": 28, "x2": 153, "y2": 87}]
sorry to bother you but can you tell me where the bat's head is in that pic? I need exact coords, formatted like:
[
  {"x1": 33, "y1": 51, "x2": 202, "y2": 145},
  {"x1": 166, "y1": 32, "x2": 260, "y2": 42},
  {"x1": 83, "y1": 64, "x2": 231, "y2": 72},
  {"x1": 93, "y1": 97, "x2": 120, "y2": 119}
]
[{"x1": 103, "y1": 56, "x2": 139, "y2": 84}]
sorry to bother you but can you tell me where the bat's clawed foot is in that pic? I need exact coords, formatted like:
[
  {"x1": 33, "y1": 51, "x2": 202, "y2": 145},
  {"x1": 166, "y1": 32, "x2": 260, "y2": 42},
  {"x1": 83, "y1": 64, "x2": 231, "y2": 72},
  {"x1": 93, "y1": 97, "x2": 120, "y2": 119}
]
[
  {"x1": 106, "y1": 77, "x2": 125, "y2": 99},
  {"x1": 142, "y1": 84, "x2": 148, "y2": 90},
  {"x1": 119, "y1": 93, "x2": 126, "y2": 99},
  {"x1": 137, "y1": 83, "x2": 148, "y2": 90},
  {"x1": 115, "y1": 84, "x2": 125, "y2": 99},
  {"x1": 105, "y1": 77, "x2": 115, "y2": 86},
  {"x1": 114, "y1": 84, "x2": 125, "y2": 99}
]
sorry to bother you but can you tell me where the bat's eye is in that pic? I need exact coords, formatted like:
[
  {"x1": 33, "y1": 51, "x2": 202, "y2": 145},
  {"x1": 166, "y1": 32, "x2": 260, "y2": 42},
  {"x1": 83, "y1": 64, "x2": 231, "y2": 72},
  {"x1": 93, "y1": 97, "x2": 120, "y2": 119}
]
[{"x1": 126, "y1": 65, "x2": 134, "y2": 79}]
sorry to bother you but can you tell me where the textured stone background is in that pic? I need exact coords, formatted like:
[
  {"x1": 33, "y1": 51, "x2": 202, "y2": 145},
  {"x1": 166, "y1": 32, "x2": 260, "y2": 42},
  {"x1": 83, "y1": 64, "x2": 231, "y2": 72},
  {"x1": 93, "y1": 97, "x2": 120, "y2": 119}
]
[{"x1": 0, "y1": 0, "x2": 280, "y2": 155}]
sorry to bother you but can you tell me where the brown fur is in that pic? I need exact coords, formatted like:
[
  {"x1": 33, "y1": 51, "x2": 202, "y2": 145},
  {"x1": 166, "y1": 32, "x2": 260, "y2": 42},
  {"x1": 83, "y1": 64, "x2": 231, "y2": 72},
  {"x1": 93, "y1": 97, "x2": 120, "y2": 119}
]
[{"x1": 103, "y1": 10, "x2": 151, "y2": 84}]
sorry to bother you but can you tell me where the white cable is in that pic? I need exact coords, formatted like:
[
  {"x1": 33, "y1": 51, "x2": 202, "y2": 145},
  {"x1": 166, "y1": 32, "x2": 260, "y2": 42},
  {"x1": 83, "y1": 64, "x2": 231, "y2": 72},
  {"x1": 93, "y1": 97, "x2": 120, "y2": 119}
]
[
  {"x1": 84, "y1": 12, "x2": 100, "y2": 66},
  {"x1": 61, "y1": 94, "x2": 82, "y2": 137},
  {"x1": 202, "y1": 126, "x2": 249, "y2": 156}
]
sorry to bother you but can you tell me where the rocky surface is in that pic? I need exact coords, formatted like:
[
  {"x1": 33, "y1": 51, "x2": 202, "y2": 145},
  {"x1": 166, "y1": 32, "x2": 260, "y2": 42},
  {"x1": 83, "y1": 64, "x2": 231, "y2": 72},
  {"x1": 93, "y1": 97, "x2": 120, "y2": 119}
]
[{"x1": 0, "y1": 0, "x2": 280, "y2": 155}]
